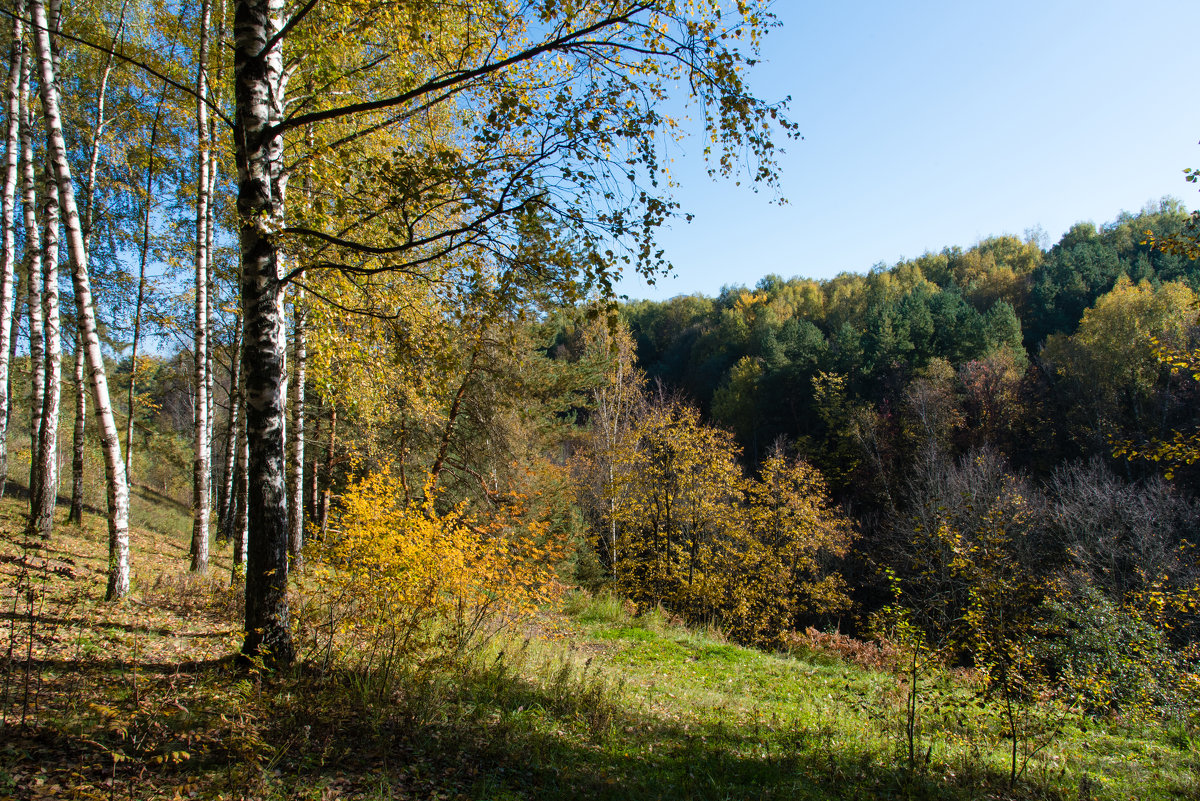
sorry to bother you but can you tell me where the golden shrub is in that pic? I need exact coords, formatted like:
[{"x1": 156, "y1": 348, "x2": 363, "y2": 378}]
[{"x1": 312, "y1": 469, "x2": 562, "y2": 677}]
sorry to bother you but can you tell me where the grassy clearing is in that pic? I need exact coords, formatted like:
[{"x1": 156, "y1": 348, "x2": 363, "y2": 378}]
[{"x1": 0, "y1": 498, "x2": 1197, "y2": 800}]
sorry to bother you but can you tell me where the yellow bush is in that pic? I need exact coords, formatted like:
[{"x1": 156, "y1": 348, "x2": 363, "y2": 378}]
[
  {"x1": 610, "y1": 401, "x2": 856, "y2": 645},
  {"x1": 311, "y1": 468, "x2": 561, "y2": 683}
]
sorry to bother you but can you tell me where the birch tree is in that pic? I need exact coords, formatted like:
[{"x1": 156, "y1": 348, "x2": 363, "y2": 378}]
[
  {"x1": 66, "y1": 332, "x2": 83, "y2": 523},
  {"x1": 190, "y1": 0, "x2": 213, "y2": 573},
  {"x1": 231, "y1": 395, "x2": 249, "y2": 581},
  {"x1": 234, "y1": 0, "x2": 291, "y2": 661},
  {"x1": 575, "y1": 314, "x2": 644, "y2": 579},
  {"x1": 0, "y1": 8, "x2": 23, "y2": 499},
  {"x1": 124, "y1": 88, "x2": 166, "y2": 480},
  {"x1": 287, "y1": 289, "x2": 304, "y2": 566},
  {"x1": 31, "y1": 0, "x2": 63, "y2": 541},
  {"x1": 71, "y1": 0, "x2": 127, "y2": 525},
  {"x1": 230, "y1": 0, "x2": 792, "y2": 665},
  {"x1": 216, "y1": 315, "x2": 241, "y2": 541},
  {"x1": 20, "y1": 53, "x2": 44, "y2": 507},
  {"x1": 32, "y1": 167, "x2": 61, "y2": 538},
  {"x1": 30, "y1": 0, "x2": 131, "y2": 598}
]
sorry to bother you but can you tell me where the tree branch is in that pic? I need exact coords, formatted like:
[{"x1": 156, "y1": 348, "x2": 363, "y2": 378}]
[
  {"x1": 269, "y1": 5, "x2": 649, "y2": 136},
  {"x1": 0, "y1": 2, "x2": 235, "y2": 128},
  {"x1": 258, "y1": 0, "x2": 320, "y2": 59}
]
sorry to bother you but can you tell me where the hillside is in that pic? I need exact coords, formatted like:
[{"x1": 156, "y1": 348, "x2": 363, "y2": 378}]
[{"x1": 1, "y1": 497, "x2": 1196, "y2": 800}]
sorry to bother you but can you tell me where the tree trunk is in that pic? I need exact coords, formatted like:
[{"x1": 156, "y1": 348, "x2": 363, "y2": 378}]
[
  {"x1": 204, "y1": 0, "x2": 226, "y2": 519},
  {"x1": 217, "y1": 318, "x2": 241, "y2": 542},
  {"x1": 125, "y1": 90, "x2": 165, "y2": 481},
  {"x1": 5, "y1": 286, "x2": 18, "y2": 452},
  {"x1": 30, "y1": 0, "x2": 130, "y2": 599},
  {"x1": 307, "y1": 393, "x2": 321, "y2": 522},
  {"x1": 32, "y1": 165, "x2": 61, "y2": 538},
  {"x1": 231, "y1": 398, "x2": 248, "y2": 582},
  {"x1": 318, "y1": 403, "x2": 335, "y2": 536},
  {"x1": 234, "y1": 0, "x2": 293, "y2": 664},
  {"x1": 71, "y1": 2, "x2": 125, "y2": 526},
  {"x1": 191, "y1": 0, "x2": 213, "y2": 573},
  {"x1": 66, "y1": 331, "x2": 83, "y2": 524},
  {"x1": 287, "y1": 290, "x2": 305, "y2": 567},
  {"x1": 0, "y1": 10, "x2": 23, "y2": 501},
  {"x1": 20, "y1": 54, "x2": 44, "y2": 508}
]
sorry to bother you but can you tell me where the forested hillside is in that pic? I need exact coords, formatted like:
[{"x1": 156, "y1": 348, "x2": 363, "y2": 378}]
[
  {"x1": 620, "y1": 201, "x2": 1196, "y2": 478},
  {"x1": 551, "y1": 201, "x2": 1200, "y2": 691},
  {"x1": 0, "y1": 0, "x2": 1198, "y2": 797}
]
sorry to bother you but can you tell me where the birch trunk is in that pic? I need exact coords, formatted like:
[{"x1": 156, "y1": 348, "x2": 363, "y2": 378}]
[
  {"x1": 0, "y1": 10, "x2": 23, "y2": 500},
  {"x1": 125, "y1": 90, "x2": 165, "y2": 479},
  {"x1": 67, "y1": 332, "x2": 83, "y2": 523},
  {"x1": 5, "y1": 288, "x2": 18, "y2": 444},
  {"x1": 190, "y1": 0, "x2": 213, "y2": 573},
  {"x1": 20, "y1": 58, "x2": 44, "y2": 506},
  {"x1": 235, "y1": 0, "x2": 293, "y2": 663},
  {"x1": 287, "y1": 291, "x2": 304, "y2": 567},
  {"x1": 231, "y1": 399, "x2": 248, "y2": 582},
  {"x1": 217, "y1": 318, "x2": 241, "y2": 542},
  {"x1": 204, "y1": 0, "x2": 226, "y2": 512},
  {"x1": 32, "y1": 166, "x2": 61, "y2": 538},
  {"x1": 318, "y1": 403, "x2": 335, "y2": 535},
  {"x1": 30, "y1": 0, "x2": 130, "y2": 599},
  {"x1": 71, "y1": 2, "x2": 124, "y2": 525},
  {"x1": 307, "y1": 394, "x2": 321, "y2": 522}
]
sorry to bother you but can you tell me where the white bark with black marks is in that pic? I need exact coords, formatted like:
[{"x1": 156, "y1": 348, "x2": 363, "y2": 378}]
[
  {"x1": 231, "y1": 398, "x2": 248, "y2": 581},
  {"x1": 217, "y1": 318, "x2": 241, "y2": 542},
  {"x1": 30, "y1": 0, "x2": 130, "y2": 598},
  {"x1": 0, "y1": 7, "x2": 24, "y2": 500},
  {"x1": 235, "y1": 0, "x2": 293, "y2": 663},
  {"x1": 32, "y1": 165, "x2": 61, "y2": 538},
  {"x1": 191, "y1": 0, "x2": 213, "y2": 573},
  {"x1": 72, "y1": 1, "x2": 125, "y2": 525},
  {"x1": 20, "y1": 53, "x2": 44, "y2": 509},
  {"x1": 67, "y1": 332, "x2": 83, "y2": 524}
]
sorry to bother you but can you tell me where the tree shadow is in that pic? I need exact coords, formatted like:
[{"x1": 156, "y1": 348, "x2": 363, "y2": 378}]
[
  {"x1": 0, "y1": 650, "x2": 1052, "y2": 800},
  {"x1": 225, "y1": 661, "x2": 1039, "y2": 801},
  {"x1": 0, "y1": 612, "x2": 232, "y2": 639},
  {"x1": 129, "y1": 482, "x2": 190, "y2": 515}
]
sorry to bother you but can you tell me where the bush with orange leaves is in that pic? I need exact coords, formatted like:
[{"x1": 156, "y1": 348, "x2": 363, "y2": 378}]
[
  {"x1": 610, "y1": 400, "x2": 856, "y2": 646},
  {"x1": 304, "y1": 469, "x2": 562, "y2": 695}
]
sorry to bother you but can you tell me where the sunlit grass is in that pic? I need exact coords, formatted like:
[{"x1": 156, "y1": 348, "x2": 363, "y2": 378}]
[{"x1": 1, "y1": 486, "x2": 1197, "y2": 800}]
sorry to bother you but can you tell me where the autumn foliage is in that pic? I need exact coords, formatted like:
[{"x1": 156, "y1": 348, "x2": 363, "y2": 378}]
[
  {"x1": 586, "y1": 396, "x2": 855, "y2": 646},
  {"x1": 310, "y1": 469, "x2": 562, "y2": 683}
]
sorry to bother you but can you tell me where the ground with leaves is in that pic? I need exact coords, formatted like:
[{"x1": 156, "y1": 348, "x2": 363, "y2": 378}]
[{"x1": 1, "y1": 496, "x2": 1197, "y2": 800}]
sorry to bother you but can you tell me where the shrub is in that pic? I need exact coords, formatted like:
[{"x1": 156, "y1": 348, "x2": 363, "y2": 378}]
[
  {"x1": 786, "y1": 627, "x2": 901, "y2": 672},
  {"x1": 612, "y1": 401, "x2": 855, "y2": 645},
  {"x1": 1035, "y1": 584, "x2": 1195, "y2": 719},
  {"x1": 307, "y1": 469, "x2": 562, "y2": 696}
]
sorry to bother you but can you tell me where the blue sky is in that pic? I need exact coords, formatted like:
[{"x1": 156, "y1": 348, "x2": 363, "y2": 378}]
[{"x1": 617, "y1": 0, "x2": 1200, "y2": 300}]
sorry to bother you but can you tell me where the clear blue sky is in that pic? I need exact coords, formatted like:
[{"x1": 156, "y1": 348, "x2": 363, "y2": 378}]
[{"x1": 617, "y1": 0, "x2": 1200, "y2": 300}]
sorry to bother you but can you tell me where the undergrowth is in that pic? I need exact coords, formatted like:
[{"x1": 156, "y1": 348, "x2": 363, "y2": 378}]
[{"x1": 1, "y1": 498, "x2": 1198, "y2": 800}]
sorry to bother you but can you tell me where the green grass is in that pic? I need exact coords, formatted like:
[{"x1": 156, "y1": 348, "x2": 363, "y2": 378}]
[
  {"x1": 538, "y1": 613, "x2": 1199, "y2": 801},
  {"x1": 1, "y1": 489, "x2": 1197, "y2": 800}
]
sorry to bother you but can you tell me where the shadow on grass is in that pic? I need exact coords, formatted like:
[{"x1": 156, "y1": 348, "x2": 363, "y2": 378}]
[
  {"x1": 0, "y1": 649, "x2": 1061, "y2": 801},
  {"x1": 235, "y1": 661, "x2": 1051, "y2": 801},
  {"x1": 7, "y1": 654, "x2": 239, "y2": 677},
  {"x1": 0, "y1": 478, "x2": 106, "y2": 518},
  {"x1": 0, "y1": 612, "x2": 232, "y2": 639},
  {"x1": 130, "y1": 482, "x2": 190, "y2": 516}
]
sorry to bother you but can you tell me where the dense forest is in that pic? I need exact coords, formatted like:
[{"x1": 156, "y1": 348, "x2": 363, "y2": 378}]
[
  {"x1": 557, "y1": 201, "x2": 1200, "y2": 674},
  {"x1": 1, "y1": 0, "x2": 1199, "y2": 797}
]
